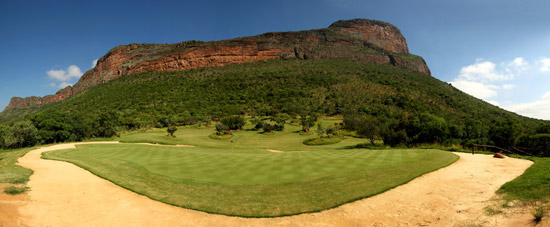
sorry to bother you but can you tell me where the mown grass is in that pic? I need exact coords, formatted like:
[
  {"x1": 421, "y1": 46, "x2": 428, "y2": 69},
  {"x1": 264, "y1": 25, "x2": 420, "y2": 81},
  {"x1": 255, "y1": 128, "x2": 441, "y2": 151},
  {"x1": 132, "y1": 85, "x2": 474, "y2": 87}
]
[
  {"x1": 497, "y1": 157, "x2": 550, "y2": 202},
  {"x1": 43, "y1": 125, "x2": 458, "y2": 217},
  {"x1": 208, "y1": 134, "x2": 233, "y2": 140},
  {"x1": 0, "y1": 147, "x2": 34, "y2": 185}
]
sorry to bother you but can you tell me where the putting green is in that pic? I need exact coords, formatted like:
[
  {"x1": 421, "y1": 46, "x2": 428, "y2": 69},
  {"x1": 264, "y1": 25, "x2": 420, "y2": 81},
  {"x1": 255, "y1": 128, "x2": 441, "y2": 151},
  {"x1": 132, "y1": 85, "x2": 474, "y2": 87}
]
[{"x1": 43, "y1": 125, "x2": 458, "y2": 217}]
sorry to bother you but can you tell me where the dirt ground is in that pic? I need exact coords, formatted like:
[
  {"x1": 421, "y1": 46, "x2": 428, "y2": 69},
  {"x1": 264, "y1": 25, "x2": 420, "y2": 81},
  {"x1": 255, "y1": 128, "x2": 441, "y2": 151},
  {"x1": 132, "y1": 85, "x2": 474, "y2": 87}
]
[{"x1": 1, "y1": 142, "x2": 546, "y2": 226}]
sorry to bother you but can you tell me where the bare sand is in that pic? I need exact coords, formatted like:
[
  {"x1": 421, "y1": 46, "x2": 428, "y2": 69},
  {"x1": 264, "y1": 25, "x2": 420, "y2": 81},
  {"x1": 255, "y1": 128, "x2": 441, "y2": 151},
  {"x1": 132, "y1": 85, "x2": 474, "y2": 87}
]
[
  {"x1": 267, "y1": 149, "x2": 284, "y2": 153},
  {"x1": 2, "y1": 142, "x2": 544, "y2": 226}
]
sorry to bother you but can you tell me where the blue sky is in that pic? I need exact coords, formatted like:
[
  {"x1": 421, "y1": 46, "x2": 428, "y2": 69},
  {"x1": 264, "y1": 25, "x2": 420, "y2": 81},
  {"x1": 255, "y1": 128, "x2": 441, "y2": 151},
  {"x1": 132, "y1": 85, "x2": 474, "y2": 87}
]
[{"x1": 1, "y1": 0, "x2": 549, "y2": 119}]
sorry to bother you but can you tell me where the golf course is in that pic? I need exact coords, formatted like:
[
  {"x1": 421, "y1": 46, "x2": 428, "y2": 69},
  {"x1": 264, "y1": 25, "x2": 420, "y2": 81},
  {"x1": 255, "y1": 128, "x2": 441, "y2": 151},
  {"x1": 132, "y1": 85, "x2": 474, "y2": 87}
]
[{"x1": 41, "y1": 122, "x2": 458, "y2": 217}]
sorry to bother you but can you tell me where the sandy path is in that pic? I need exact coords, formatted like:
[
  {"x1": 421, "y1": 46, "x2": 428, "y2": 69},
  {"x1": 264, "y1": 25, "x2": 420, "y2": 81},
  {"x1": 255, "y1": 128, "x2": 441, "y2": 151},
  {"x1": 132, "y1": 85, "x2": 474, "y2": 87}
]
[{"x1": 12, "y1": 142, "x2": 536, "y2": 226}]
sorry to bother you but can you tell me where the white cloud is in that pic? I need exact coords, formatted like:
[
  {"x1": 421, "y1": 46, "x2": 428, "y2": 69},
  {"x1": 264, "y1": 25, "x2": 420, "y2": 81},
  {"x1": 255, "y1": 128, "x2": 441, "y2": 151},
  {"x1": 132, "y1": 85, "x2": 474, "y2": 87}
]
[
  {"x1": 501, "y1": 84, "x2": 516, "y2": 90},
  {"x1": 58, "y1": 82, "x2": 72, "y2": 88},
  {"x1": 0, "y1": 104, "x2": 6, "y2": 111},
  {"x1": 92, "y1": 59, "x2": 98, "y2": 68},
  {"x1": 509, "y1": 57, "x2": 528, "y2": 68},
  {"x1": 504, "y1": 91, "x2": 550, "y2": 120},
  {"x1": 450, "y1": 79, "x2": 498, "y2": 99},
  {"x1": 486, "y1": 100, "x2": 499, "y2": 106},
  {"x1": 47, "y1": 65, "x2": 83, "y2": 82},
  {"x1": 458, "y1": 61, "x2": 514, "y2": 82},
  {"x1": 537, "y1": 57, "x2": 550, "y2": 72}
]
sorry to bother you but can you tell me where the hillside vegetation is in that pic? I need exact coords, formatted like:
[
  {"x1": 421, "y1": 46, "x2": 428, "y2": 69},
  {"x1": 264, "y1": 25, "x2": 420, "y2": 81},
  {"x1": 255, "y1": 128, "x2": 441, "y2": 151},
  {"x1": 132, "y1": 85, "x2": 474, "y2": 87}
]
[{"x1": 0, "y1": 59, "x2": 548, "y2": 155}]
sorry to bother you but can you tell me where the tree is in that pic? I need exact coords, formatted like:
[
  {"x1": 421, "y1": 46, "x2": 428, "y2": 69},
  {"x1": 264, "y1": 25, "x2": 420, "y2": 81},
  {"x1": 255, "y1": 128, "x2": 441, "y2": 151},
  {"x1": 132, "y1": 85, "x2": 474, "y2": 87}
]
[
  {"x1": 489, "y1": 119, "x2": 518, "y2": 149},
  {"x1": 262, "y1": 122, "x2": 275, "y2": 133},
  {"x1": 415, "y1": 113, "x2": 447, "y2": 144},
  {"x1": 215, "y1": 123, "x2": 229, "y2": 135},
  {"x1": 167, "y1": 125, "x2": 178, "y2": 137},
  {"x1": 271, "y1": 113, "x2": 290, "y2": 125},
  {"x1": 11, "y1": 121, "x2": 38, "y2": 148},
  {"x1": 316, "y1": 124, "x2": 326, "y2": 138},
  {"x1": 357, "y1": 116, "x2": 379, "y2": 145},
  {"x1": 300, "y1": 115, "x2": 315, "y2": 132},
  {"x1": 221, "y1": 116, "x2": 245, "y2": 130}
]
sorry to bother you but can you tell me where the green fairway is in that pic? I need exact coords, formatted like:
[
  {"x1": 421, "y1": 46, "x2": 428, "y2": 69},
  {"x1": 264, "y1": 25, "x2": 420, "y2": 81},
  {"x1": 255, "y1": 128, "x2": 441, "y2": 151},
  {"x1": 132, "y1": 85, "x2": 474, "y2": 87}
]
[{"x1": 44, "y1": 124, "x2": 458, "y2": 217}]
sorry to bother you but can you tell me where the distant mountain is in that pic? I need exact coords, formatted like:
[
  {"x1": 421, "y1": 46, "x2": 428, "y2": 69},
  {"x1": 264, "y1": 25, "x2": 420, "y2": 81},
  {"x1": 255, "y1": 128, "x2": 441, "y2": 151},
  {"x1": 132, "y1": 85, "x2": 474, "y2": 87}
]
[
  {"x1": 5, "y1": 19, "x2": 429, "y2": 111},
  {"x1": 1, "y1": 18, "x2": 547, "y2": 156}
]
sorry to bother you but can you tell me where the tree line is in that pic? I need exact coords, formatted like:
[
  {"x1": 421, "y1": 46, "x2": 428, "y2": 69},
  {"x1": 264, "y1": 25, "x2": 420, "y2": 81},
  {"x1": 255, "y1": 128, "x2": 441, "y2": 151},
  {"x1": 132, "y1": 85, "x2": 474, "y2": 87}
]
[{"x1": 344, "y1": 112, "x2": 550, "y2": 157}]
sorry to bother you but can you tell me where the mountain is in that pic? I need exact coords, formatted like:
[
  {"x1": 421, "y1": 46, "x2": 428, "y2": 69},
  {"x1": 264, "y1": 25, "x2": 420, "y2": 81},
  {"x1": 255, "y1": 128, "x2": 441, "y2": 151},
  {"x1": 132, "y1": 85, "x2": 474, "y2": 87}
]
[
  {"x1": 5, "y1": 19, "x2": 429, "y2": 111},
  {"x1": 1, "y1": 18, "x2": 548, "y2": 156}
]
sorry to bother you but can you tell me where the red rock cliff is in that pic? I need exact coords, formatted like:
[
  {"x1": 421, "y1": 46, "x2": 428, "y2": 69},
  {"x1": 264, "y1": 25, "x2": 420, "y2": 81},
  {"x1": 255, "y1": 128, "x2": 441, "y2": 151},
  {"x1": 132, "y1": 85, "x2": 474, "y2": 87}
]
[{"x1": 6, "y1": 19, "x2": 431, "y2": 110}]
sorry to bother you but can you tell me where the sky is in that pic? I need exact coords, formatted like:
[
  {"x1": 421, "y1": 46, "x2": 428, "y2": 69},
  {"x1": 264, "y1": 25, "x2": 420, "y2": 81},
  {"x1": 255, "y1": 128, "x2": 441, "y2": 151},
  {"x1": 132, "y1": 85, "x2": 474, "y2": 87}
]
[{"x1": 1, "y1": 0, "x2": 549, "y2": 120}]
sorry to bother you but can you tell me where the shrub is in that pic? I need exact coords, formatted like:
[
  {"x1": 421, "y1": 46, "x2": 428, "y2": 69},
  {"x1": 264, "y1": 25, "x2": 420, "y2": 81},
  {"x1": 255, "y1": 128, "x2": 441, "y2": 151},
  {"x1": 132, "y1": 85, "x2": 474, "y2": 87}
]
[
  {"x1": 533, "y1": 206, "x2": 546, "y2": 223},
  {"x1": 221, "y1": 116, "x2": 245, "y2": 130},
  {"x1": 167, "y1": 125, "x2": 178, "y2": 137},
  {"x1": 4, "y1": 186, "x2": 27, "y2": 195},
  {"x1": 215, "y1": 123, "x2": 229, "y2": 135}
]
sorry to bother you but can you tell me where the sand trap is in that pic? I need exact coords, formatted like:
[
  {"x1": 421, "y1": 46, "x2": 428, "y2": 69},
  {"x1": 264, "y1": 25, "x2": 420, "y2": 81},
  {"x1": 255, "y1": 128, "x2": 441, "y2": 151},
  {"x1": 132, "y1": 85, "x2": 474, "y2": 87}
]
[
  {"x1": 4, "y1": 142, "x2": 538, "y2": 226},
  {"x1": 267, "y1": 149, "x2": 284, "y2": 153}
]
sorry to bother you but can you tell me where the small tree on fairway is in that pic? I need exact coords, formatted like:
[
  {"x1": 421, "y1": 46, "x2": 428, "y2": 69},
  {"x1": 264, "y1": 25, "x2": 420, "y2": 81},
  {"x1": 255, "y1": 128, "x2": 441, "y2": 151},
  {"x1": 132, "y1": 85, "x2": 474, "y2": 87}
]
[
  {"x1": 167, "y1": 125, "x2": 178, "y2": 137},
  {"x1": 316, "y1": 124, "x2": 326, "y2": 138},
  {"x1": 300, "y1": 116, "x2": 315, "y2": 132},
  {"x1": 357, "y1": 116, "x2": 379, "y2": 145},
  {"x1": 215, "y1": 123, "x2": 229, "y2": 135}
]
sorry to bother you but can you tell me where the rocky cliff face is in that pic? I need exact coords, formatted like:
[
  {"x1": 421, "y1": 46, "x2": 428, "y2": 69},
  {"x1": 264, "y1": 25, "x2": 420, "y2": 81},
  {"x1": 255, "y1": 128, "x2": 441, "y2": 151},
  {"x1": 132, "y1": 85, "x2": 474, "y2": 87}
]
[{"x1": 6, "y1": 18, "x2": 430, "y2": 110}]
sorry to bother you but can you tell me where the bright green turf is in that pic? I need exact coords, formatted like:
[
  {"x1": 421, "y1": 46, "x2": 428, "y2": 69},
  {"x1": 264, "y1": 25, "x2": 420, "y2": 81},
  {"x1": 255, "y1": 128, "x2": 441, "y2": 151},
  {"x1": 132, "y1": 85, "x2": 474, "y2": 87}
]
[
  {"x1": 43, "y1": 122, "x2": 458, "y2": 217},
  {"x1": 0, "y1": 147, "x2": 34, "y2": 185},
  {"x1": 497, "y1": 157, "x2": 550, "y2": 202}
]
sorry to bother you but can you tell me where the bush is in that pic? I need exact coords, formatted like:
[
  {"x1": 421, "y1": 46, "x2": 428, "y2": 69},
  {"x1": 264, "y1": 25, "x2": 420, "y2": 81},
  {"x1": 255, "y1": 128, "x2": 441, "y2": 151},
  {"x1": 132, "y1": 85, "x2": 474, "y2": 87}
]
[
  {"x1": 215, "y1": 123, "x2": 229, "y2": 135},
  {"x1": 221, "y1": 116, "x2": 245, "y2": 130},
  {"x1": 4, "y1": 186, "x2": 27, "y2": 195},
  {"x1": 167, "y1": 125, "x2": 178, "y2": 137},
  {"x1": 533, "y1": 206, "x2": 546, "y2": 223}
]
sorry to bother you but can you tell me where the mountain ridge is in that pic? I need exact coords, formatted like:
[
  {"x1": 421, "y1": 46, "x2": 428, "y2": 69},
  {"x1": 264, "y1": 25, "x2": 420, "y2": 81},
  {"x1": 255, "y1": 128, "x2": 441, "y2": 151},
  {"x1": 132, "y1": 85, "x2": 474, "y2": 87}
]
[{"x1": 5, "y1": 18, "x2": 430, "y2": 110}]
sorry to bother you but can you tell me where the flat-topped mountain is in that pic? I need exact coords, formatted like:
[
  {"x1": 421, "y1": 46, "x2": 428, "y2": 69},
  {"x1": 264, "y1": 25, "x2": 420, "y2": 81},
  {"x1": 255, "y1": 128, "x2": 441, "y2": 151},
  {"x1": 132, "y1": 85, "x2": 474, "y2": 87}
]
[{"x1": 6, "y1": 19, "x2": 429, "y2": 110}]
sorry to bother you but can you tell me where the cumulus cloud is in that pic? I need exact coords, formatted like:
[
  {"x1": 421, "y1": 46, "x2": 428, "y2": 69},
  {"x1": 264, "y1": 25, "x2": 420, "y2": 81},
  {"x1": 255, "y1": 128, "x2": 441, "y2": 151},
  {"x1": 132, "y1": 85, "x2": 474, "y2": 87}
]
[
  {"x1": 450, "y1": 58, "x2": 527, "y2": 103},
  {"x1": 486, "y1": 100, "x2": 499, "y2": 106},
  {"x1": 450, "y1": 80, "x2": 499, "y2": 99},
  {"x1": 506, "y1": 57, "x2": 529, "y2": 73},
  {"x1": 509, "y1": 57, "x2": 528, "y2": 68},
  {"x1": 501, "y1": 84, "x2": 516, "y2": 90},
  {"x1": 47, "y1": 65, "x2": 83, "y2": 82},
  {"x1": 92, "y1": 59, "x2": 98, "y2": 68},
  {"x1": 46, "y1": 65, "x2": 83, "y2": 89},
  {"x1": 538, "y1": 57, "x2": 550, "y2": 72},
  {"x1": 58, "y1": 82, "x2": 73, "y2": 88},
  {"x1": 505, "y1": 91, "x2": 550, "y2": 120},
  {"x1": 457, "y1": 61, "x2": 514, "y2": 82}
]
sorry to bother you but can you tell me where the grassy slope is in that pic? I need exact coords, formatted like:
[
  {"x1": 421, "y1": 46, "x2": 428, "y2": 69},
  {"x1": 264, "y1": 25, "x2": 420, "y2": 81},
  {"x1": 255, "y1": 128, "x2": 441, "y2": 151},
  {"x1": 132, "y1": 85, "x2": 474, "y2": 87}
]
[
  {"x1": 43, "y1": 125, "x2": 458, "y2": 217},
  {"x1": 2, "y1": 59, "x2": 543, "y2": 130}
]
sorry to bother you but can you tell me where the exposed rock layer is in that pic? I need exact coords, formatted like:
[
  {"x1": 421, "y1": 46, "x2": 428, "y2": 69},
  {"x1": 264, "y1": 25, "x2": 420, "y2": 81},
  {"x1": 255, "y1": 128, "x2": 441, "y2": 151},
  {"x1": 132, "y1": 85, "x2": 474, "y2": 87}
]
[{"x1": 7, "y1": 19, "x2": 430, "y2": 110}]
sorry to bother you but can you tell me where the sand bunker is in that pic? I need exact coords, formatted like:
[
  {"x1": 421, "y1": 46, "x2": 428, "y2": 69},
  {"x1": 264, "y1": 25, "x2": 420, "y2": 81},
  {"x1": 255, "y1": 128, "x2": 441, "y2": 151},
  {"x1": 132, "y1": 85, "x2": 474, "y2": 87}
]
[
  {"x1": 3, "y1": 142, "x2": 539, "y2": 226},
  {"x1": 267, "y1": 149, "x2": 284, "y2": 153}
]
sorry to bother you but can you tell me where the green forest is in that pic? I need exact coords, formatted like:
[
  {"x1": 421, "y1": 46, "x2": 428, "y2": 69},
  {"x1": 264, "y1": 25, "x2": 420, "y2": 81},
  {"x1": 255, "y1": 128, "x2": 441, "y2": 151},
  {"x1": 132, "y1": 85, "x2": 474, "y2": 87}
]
[{"x1": 0, "y1": 59, "x2": 548, "y2": 156}]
